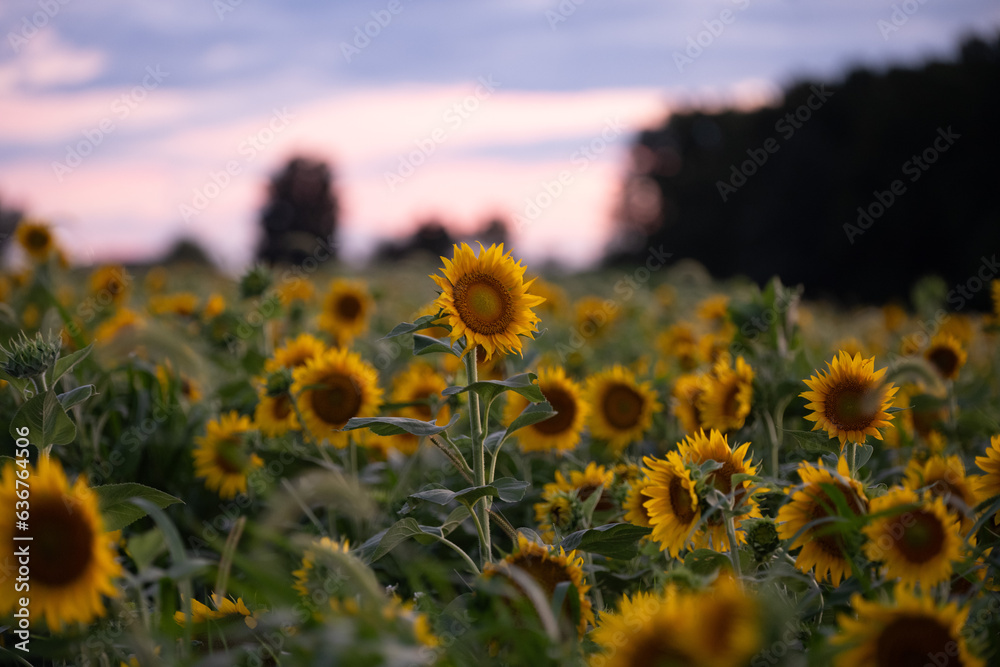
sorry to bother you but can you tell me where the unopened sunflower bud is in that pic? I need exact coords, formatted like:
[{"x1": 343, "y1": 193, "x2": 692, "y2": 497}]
[
  {"x1": 265, "y1": 368, "x2": 293, "y2": 397},
  {"x1": 239, "y1": 264, "x2": 273, "y2": 299},
  {"x1": 1, "y1": 330, "x2": 61, "y2": 379},
  {"x1": 744, "y1": 518, "x2": 780, "y2": 560}
]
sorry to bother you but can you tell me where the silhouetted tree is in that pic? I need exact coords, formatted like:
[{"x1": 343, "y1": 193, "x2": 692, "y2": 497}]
[
  {"x1": 0, "y1": 198, "x2": 23, "y2": 267},
  {"x1": 257, "y1": 157, "x2": 338, "y2": 265},
  {"x1": 375, "y1": 219, "x2": 454, "y2": 262}
]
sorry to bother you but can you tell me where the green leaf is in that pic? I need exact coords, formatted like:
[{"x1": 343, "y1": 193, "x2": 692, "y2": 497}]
[
  {"x1": 127, "y1": 528, "x2": 167, "y2": 570},
  {"x1": 382, "y1": 314, "x2": 445, "y2": 339},
  {"x1": 684, "y1": 549, "x2": 732, "y2": 576},
  {"x1": 0, "y1": 368, "x2": 32, "y2": 396},
  {"x1": 442, "y1": 372, "x2": 545, "y2": 404},
  {"x1": 504, "y1": 401, "x2": 556, "y2": 439},
  {"x1": 94, "y1": 483, "x2": 183, "y2": 532},
  {"x1": 50, "y1": 343, "x2": 94, "y2": 384},
  {"x1": 410, "y1": 477, "x2": 530, "y2": 507},
  {"x1": 558, "y1": 523, "x2": 651, "y2": 559},
  {"x1": 9, "y1": 390, "x2": 76, "y2": 447},
  {"x1": 342, "y1": 413, "x2": 459, "y2": 436},
  {"x1": 854, "y1": 443, "x2": 874, "y2": 470},
  {"x1": 413, "y1": 334, "x2": 464, "y2": 357},
  {"x1": 786, "y1": 429, "x2": 838, "y2": 453},
  {"x1": 57, "y1": 384, "x2": 96, "y2": 411}
]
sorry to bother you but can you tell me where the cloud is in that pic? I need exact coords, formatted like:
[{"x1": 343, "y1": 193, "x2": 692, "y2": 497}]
[{"x1": 0, "y1": 30, "x2": 106, "y2": 90}]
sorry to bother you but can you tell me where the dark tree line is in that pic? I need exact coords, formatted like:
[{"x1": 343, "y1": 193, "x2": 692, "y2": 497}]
[{"x1": 610, "y1": 33, "x2": 1000, "y2": 308}]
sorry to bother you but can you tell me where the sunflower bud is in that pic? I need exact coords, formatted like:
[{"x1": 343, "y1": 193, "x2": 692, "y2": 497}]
[
  {"x1": 264, "y1": 368, "x2": 293, "y2": 397},
  {"x1": 744, "y1": 517, "x2": 780, "y2": 561},
  {"x1": 1, "y1": 330, "x2": 62, "y2": 379},
  {"x1": 239, "y1": 264, "x2": 272, "y2": 299}
]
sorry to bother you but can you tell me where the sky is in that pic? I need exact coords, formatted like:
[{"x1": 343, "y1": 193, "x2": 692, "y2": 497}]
[{"x1": 1, "y1": 0, "x2": 998, "y2": 272}]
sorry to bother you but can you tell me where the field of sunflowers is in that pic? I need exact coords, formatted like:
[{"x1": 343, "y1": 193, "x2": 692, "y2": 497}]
[{"x1": 1, "y1": 221, "x2": 1000, "y2": 666}]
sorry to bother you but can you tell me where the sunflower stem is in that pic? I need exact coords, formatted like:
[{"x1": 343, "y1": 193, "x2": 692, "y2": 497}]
[
  {"x1": 465, "y1": 348, "x2": 492, "y2": 566},
  {"x1": 847, "y1": 440, "x2": 858, "y2": 478},
  {"x1": 725, "y1": 512, "x2": 743, "y2": 582}
]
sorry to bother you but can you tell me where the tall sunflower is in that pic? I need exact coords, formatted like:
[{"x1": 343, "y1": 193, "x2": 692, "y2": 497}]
[
  {"x1": 291, "y1": 347, "x2": 382, "y2": 448},
  {"x1": 15, "y1": 220, "x2": 56, "y2": 261},
  {"x1": 671, "y1": 372, "x2": 708, "y2": 434},
  {"x1": 801, "y1": 351, "x2": 898, "y2": 448},
  {"x1": 503, "y1": 365, "x2": 589, "y2": 454},
  {"x1": 697, "y1": 355, "x2": 754, "y2": 433},
  {"x1": 832, "y1": 590, "x2": 984, "y2": 667},
  {"x1": 318, "y1": 279, "x2": 372, "y2": 345},
  {"x1": 0, "y1": 458, "x2": 121, "y2": 630},
  {"x1": 269, "y1": 332, "x2": 326, "y2": 371},
  {"x1": 903, "y1": 455, "x2": 978, "y2": 534},
  {"x1": 924, "y1": 333, "x2": 967, "y2": 381},
  {"x1": 544, "y1": 462, "x2": 617, "y2": 514},
  {"x1": 973, "y1": 435, "x2": 1000, "y2": 525},
  {"x1": 642, "y1": 452, "x2": 701, "y2": 557},
  {"x1": 193, "y1": 411, "x2": 263, "y2": 499},
  {"x1": 585, "y1": 365, "x2": 661, "y2": 455},
  {"x1": 862, "y1": 487, "x2": 962, "y2": 589},
  {"x1": 430, "y1": 242, "x2": 544, "y2": 359},
  {"x1": 776, "y1": 457, "x2": 868, "y2": 586},
  {"x1": 678, "y1": 429, "x2": 762, "y2": 551},
  {"x1": 482, "y1": 534, "x2": 593, "y2": 636}
]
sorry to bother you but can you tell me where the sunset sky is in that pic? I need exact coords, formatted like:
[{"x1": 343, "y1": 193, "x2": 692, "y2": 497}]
[{"x1": 1, "y1": 0, "x2": 997, "y2": 271}]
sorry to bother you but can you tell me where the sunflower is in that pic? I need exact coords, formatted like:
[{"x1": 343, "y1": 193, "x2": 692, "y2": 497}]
[
  {"x1": 585, "y1": 365, "x2": 661, "y2": 455},
  {"x1": 144, "y1": 266, "x2": 167, "y2": 293},
  {"x1": 292, "y1": 537, "x2": 352, "y2": 604},
  {"x1": 973, "y1": 435, "x2": 1000, "y2": 525},
  {"x1": 291, "y1": 347, "x2": 382, "y2": 448},
  {"x1": 0, "y1": 458, "x2": 121, "y2": 630},
  {"x1": 801, "y1": 351, "x2": 898, "y2": 448},
  {"x1": 174, "y1": 594, "x2": 258, "y2": 629},
  {"x1": 545, "y1": 462, "x2": 617, "y2": 513},
  {"x1": 903, "y1": 455, "x2": 978, "y2": 534},
  {"x1": 391, "y1": 361, "x2": 450, "y2": 425},
  {"x1": 697, "y1": 329, "x2": 734, "y2": 367},
  {"x1": 156, "y1": 362, "x2": 202, "y2": 402},
  {"x1": 656, "y1": 322, "x2": 699, "y2": 371},
  {"x1": 924, "y1": 333, "x2": 967, "y2": 381},
  {"x1": 574, "y1": 295, "x2": 618, "y2": 337},
  {"x1": 430, "y1": 242, "x2": 544, "y2": 359},
  {"x1": 149, "y1": 292, "x2": 199, "y2": 317},
  {"x1": 589, "y1": 589, "x2": 698, "y2": 666},
  {"x1": 697, "y1": 355, "x2": 754, "y2": 433},
  {"x1": 688, "y1": 578, "x2": 762, "y2": 667},
  {"x1": 318, "y1": 279, "x2": 372, "y2": 345},
  {"x1": 192, "y1": 411, "x2": 263, "y2": 499},
  {"x1": 832, "y1": 590, "x2": 983, "y2": 667},
  {"x1": 671, "y1": 372, "x2": 708, "y2": 434},
  {"x1": 276, "y1": 275, "x2": 315, "y2": 306},
  {"x1": 482, "y1": 534, "x2": 593, "y2": 636},
  {"x1": 202, "y1": 293, "x2": 225, "y2": 319},
  {"x1": 253, "y1": 375, "x2": 299, "y2": 438},
  {"x1": 528, "y1": 276, "x2": 567, "y2": 317},
  {"x1": 15, "y1": 220, "x2": 56, "y2": 261},
  {"x1": 534, "y1": 492, "x2": 576, "y2": 542},
  {"x1": 88, "y1": 265, "x2": 130, "y2": 306},
  {"x1": 642, "y1": 452, "x2": 701, "y2": 557},
  {"x1": 504, "y1": 365, "x2": 588, "y2": 454},
  {"x1": 678, "y1": 429, "x2": 762, "y2": 551},
  {"x1": 776, "y1": 457, "x2": 868, "y2": 586},
  {"x1": 992, "y1": 280, "x2": 1000, "y2": 319},
  {"x1": 623, "y1": 476, "x2": 653, "y2": 529},
  {"x1": 696, "y1": 294, "x2": 730, "y2": 327},
  {"x1": 94, "y1": 308, "x2": 143, "y2": 343},
  {"x1": 269, "y1": 332, "x2": 326, "y2": 371}
]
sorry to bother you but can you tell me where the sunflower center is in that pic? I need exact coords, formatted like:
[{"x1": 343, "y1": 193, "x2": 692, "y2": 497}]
[
  {"x1": 721, "y1": 382, "x2": 741, "y2": 419},
  {"x1": 26, "y1": 229, "x2": 50, "y2": 250},
  {"x1": 629, "y1": 632, "x2": 695, "y2": 666},
  {"x1": 548, "y1": 499, "x2": 573, "y2": 530},
  {"x1": 533, "y1": 385, "x2": 576, "y2": 435},
  {"x1": 824, "y1": 380, "x2": 879, "y2": 432},
  {"x1": 669, "y1": 475, "x2": 697, "y2": 523},
  {"x1": 893, "y1": 509, "x2": 946, "y2": 564},
  {"x1": 602, "y1": 383, "x2": 644, "y2": 430},
  {"x1": 28, "y1": 494, "x2": 95, "y2": 587},
  {"x1": 705, "y1": 460, "x2": 742, "y2": 526},
  {"x1": 927, "y1": 347, "x2": 959, "y2": 379},
  {"x1": 453, "y1": 273, "x2": 514, "y2": 334},
  {"x1": 310, "y1": 373, "x2": 362, "y2": 426},
  {"x1": 272, "y1": 395, "x2": 292, "y2": 420},
  {"x1": 336, "y1": 294, "x2": 362, "y2": 321},
  {"x1": 875, "y1": 615, "x2": 955, "y2": 667},
  {"x1": 578, "y1": 483, "x2": 615, "y2": 512},
  {"x1": 807, "y1": 483, "x2": 865, "y2": 557},
  {"x1": 214, "y1": 436, "x2": 250, "y2": 474},
  {"x1": 511, "y1": 554, "x2": 571, "y2": 598}
]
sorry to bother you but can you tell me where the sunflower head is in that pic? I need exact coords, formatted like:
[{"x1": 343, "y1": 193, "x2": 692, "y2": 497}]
[
  {"x1": 504, "y1": 365, "x2": 588, "y2": 454},
  {"x1": 253, "y1": 370, "x2": 299, "y2": 437},
  {"x1": 15, "y1": 220, "x2": 57, "y2": 261},
  {"x1": 924, "y1": 333, "x2": 967, "y2": 381},
  {"x1": 656, "y1": 321, "x2": 699, "y2": 371},
  {"x1": 801, "y1": 351, "x2": 898, "y2": 448},
  {"x1": 696, "y1": 355, "x2": 754, "y2": 433},
  {"x1": 974, "y1": 435, "x2": 1000, "y2": 525},
  {"x1": 642, "y1": 452, "x2": 701, "y2": 557},
  {"x1": 0, "y1": 457, "x2": 121, "y2": 631},
  {"x1": 318, "y1": 279, "x2": 373, "y2": 345},
  {"x1": 430, "y1": 242, "x2": 544, "y2": 359},
  {"x1": 269, "y1": 332, "x2": 327, "y2": 371},
  {"x1": 586, "y1": 365, "x2": 661, "y2": 455},
  {"x1": 89, "y1": 265, "x2": 131, "y2": 306},
  {"x1": 903, "y1": 455, "x2": 978, "y2": 532},
  {"x1": 0, "y1": 329, "x2": 61, "y2": 379},
  {"x1": 192, "y1": 411, "x2": 263, "y2": 499}
]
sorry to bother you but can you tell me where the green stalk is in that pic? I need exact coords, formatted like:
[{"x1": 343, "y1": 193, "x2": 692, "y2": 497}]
[
  {"x1": 465, "y1": 348, "x2": 492, "y2": 566},
  {"x1": 847, "y1": 440, "x2": 858, "y2": 478},
  {"x1": 725, "y1": 512, "x2": 743, "y2": 582}
]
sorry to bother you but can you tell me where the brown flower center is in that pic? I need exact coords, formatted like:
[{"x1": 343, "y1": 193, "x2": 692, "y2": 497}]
[
  {"x1": 453, "y1": 273, "x2": 514, "y2": 335},
  {"x1": 214, "y1": 436, "x2": 248, "y2": 474},
  {"x1": 669, "y1": 475, "x2": 697, "y2": 524},
  {"x1": 310, "y1": 373, "x2": 362, "y2": 426},
  {"x1": 29, "y1": 494, "x2": 95, "y2": 587},
  {"x1": 824, "y1": 379, "x2": 881, "y2": 432},
  {"x1": 927, "y1": 346, "x2": 959, "y2": 379},
  {"x1": 272, "y1": 395, "x2": 292, "y2": 420},
  {"x1": 807, "y1": 482, "x2": 865, "y2": 558},
  {"x1": 26, "y1": 229, "x2": 50, "y2": 250},
  {"x1": 335, "y1": 294, "x2": 362, "y2": 321},
  {"x1": 875, "y1": 615, "x2": 956, "y2": 666},
  {"x1": 892, "y1": 509, "x2": 946, "y2": 564},
  {"x1": 602, "y1": 383, "x2": 644, "y2": 430},
  {"x1": 533, "y1": 385, "x2": 577, "y2": 435}
]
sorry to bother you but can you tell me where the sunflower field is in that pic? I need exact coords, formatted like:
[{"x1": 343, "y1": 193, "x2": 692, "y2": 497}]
[{"x1": 1, "y1": 223, "x2": 1000, "y2": 666}]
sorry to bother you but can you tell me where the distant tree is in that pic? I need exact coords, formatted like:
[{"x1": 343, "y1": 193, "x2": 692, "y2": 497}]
[
  {"x1": 256, "y1": 157, "x2": 338, "y2": 265},
  {"x1": 474, "y1": 217, "x2": 509, "y2": 248},
  {"x1": 375, "y1": 219, "x2": 454, "y2": 262},
  {"x1": 160, "y1": 237, "x2": 215, "y2": 267},
  {"x1": 0, "y1": 198, "x2": 24, "y2": 266}
]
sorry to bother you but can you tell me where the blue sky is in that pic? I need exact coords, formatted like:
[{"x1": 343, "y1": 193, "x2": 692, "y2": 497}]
[{"x1": 1, "y1": 0, "x2": 997, "y2": 270}]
